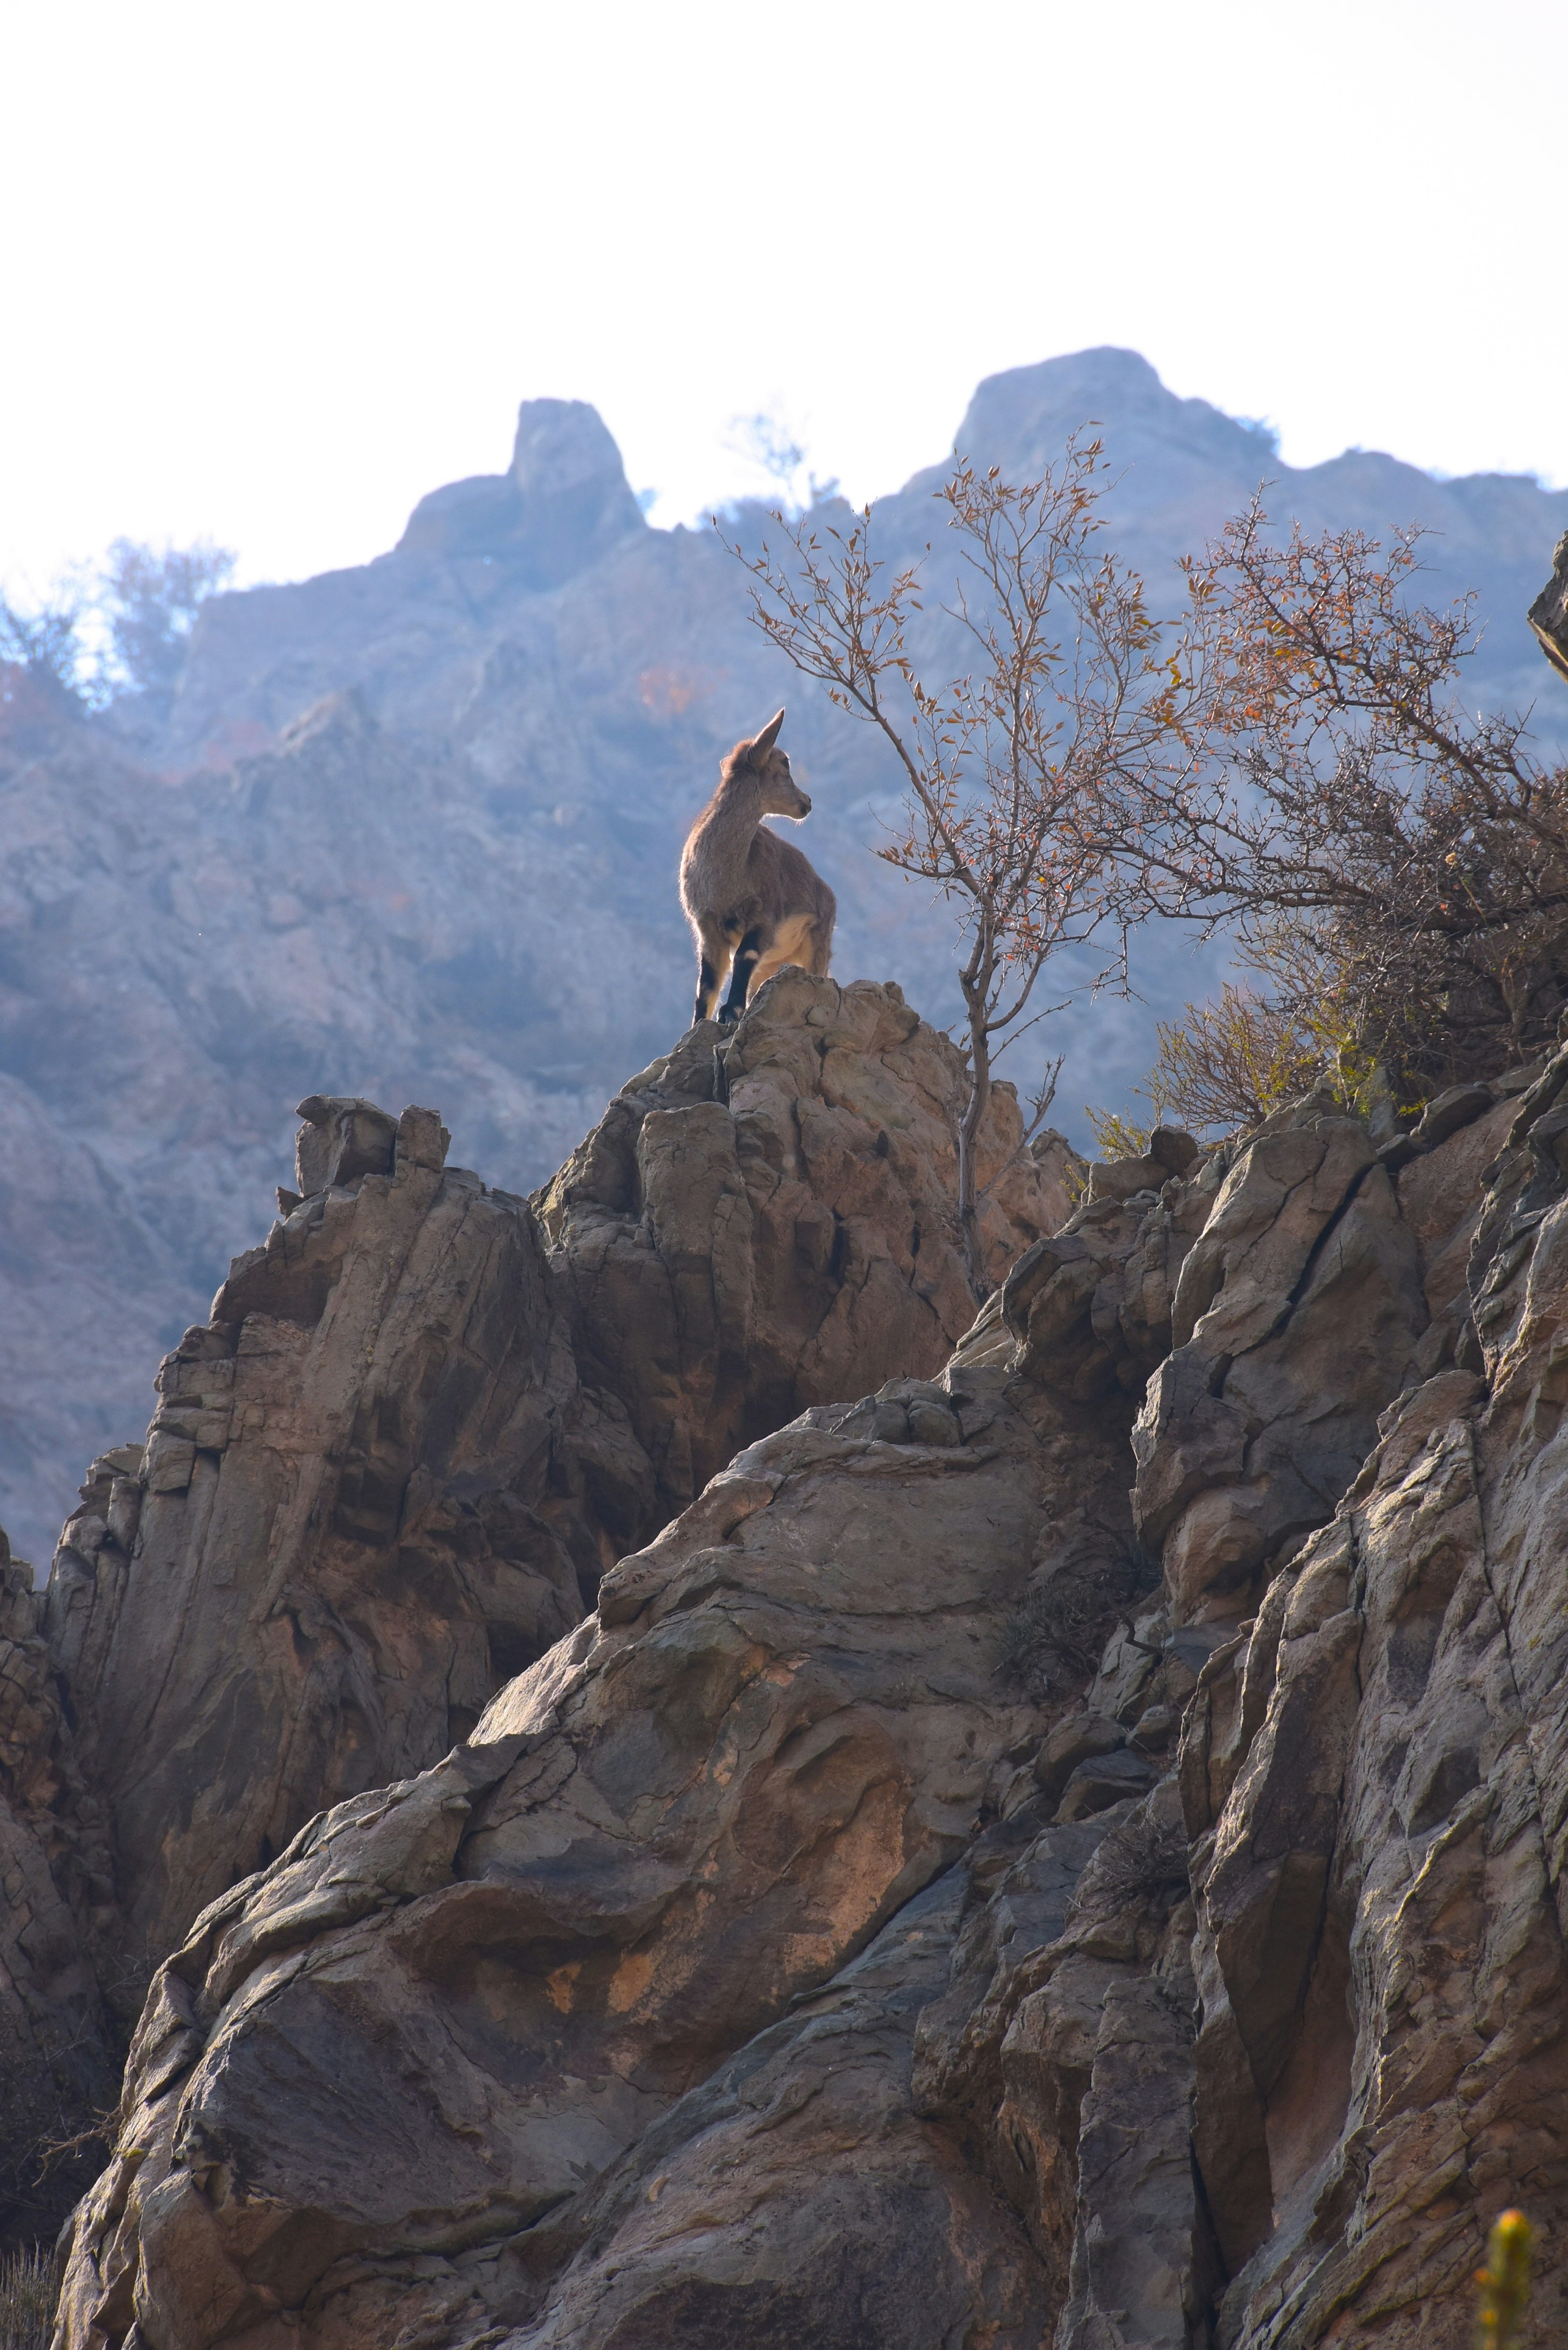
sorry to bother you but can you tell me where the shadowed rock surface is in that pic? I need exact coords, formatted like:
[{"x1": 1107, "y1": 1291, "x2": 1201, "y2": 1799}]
[
  {"x1": 36, "y1": 975, "x2": 1067, "y2": 1989},
  {"x1": 11, "y1": 971, "x2": 1568, "y2": 2343}
]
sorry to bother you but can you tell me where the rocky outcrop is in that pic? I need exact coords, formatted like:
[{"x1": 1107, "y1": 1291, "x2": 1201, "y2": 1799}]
[
  {"x1": 41, "y1": 1093, "x2": 602, "y2": 1981},
  {"x1": 35, "y1": 976, "x2": 1068, "y2": 1998},
  {"x1": 1530, "y1": 527, "x2": 1568, "y2": 682},
  {"x1": 55, "y1": 1333, "x2": 1136, "y2": 2350},
  {"x1": 29, "y1": 986, "x2": 1568, "y2": 2347},
  {"x1": 396, "y1": 399, "x2": 647, "y2": 584},
  {"x1": 539, "y1": 968, "x2": 1078, "y2": 1519},
  {"x1": 1132, "y1": 1102, "x2": 1428, "y2": 1624}
]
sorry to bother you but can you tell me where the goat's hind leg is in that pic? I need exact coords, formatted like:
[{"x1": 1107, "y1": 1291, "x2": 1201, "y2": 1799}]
[
  {"x1": 719, "y1": 927, "x2": 762, "y2": 1023},
  {"x1": 747, "y1": 911, "x2": 824, "y2": 998}
]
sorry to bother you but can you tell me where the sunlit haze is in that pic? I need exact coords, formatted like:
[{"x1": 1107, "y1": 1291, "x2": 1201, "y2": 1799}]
[{"x1": 2, "y1": 0, "x2": 1564, "y2": 593}]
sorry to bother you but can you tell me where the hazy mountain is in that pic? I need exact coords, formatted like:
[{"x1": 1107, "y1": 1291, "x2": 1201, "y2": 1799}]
[{"x1": 1, "y1": 346, "x2": 1563, "y2": 1563}]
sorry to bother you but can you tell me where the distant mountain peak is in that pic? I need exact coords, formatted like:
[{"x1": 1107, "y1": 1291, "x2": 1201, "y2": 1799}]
[
  {"x1": 396, "y1": 394, "x2": 645, "y2": 583},
  {"x1": 944, "y1": 346, "x2": 1271, "y2": 486},
  {"x1": 510, "y1": 396, "x2": 634, "y2": 503}
]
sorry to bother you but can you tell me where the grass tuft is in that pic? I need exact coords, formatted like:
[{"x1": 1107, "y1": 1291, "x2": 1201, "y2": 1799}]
[{"x1": 0, "y1": 2244, "x2": 55, "y2": 2350}]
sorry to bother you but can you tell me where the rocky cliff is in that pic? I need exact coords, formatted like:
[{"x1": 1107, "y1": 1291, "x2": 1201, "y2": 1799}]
[
  {"x1": 5, "y1": 348, "x2": 1567, "y2": 1565},
  {"x1": 10, "y1": 964, "x2": 1568, "y2": 2347}
]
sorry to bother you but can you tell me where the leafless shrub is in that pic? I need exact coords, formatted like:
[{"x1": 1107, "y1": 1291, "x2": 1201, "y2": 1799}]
[
  {"x1": 0, "y1": 592, "x2": 90, "y2": 704},
  {"x1": 1074, "y1": 1791, "x2": 1191, "y2": 1918},
  {"x1": 100, "y1": 538, "x2": 235, "y2": 709},
  {"x1": 0, "y1": 2243, "x2": 54, "y2": 2350},
  {"x1": 999, "y1": 1552, "x2": 1160, "y2": 1697}
]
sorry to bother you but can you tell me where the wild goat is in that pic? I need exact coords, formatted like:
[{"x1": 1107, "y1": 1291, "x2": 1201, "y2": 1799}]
[{"x1": 679, "y1": 709, "x2": 836, "y2": 1025}]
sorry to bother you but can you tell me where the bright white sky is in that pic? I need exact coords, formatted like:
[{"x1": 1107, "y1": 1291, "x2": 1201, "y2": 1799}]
[{"x1": 1, "y1": 0, "x2": 1564, "y2": 595}]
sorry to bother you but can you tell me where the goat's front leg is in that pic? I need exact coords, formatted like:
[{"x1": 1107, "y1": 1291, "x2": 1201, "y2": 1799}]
[
  {"x1": 718, "y1": 928, "x2": 762, "y2": 1023},
  {"x1": 693, "y1": 926, "x2": 733, "y2": 1024}
]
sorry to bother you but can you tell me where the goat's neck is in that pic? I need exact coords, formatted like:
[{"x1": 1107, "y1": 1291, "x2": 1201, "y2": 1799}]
[{"x1": 691, "y1": 773, "x2": 766, "y2": 909}]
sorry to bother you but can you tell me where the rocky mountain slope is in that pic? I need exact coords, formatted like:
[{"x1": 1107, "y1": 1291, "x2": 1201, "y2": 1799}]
[
  {"x1": 4, "y1": 348, "x2": 1567, "y2": 1563},
  {"x1": 9, "y1": 956, "x2": 1568, "y2": 2348}
]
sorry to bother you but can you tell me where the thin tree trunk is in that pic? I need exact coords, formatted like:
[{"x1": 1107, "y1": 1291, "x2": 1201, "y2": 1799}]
[{"x1": 957, "y1": 986, "x2": 991, "y2": 1296}]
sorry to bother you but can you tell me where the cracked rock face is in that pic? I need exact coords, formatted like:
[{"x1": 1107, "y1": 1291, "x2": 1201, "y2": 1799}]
[
  {"x1": 539, "y1": 967, "x2": 1078, "y2": 1519},
  {"x1": 24, "y1": 993, "x2": 1568, "y2": 2346},
  {"x1": 56, "y1": 1348, "x2": 1134, "y2": 2349},
  {"x1": 38, "y1": 975, "x2": 1067, "y2": 1990}
]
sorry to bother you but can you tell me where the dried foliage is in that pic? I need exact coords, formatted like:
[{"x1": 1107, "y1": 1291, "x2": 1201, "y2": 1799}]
[
  {"x1": 1074, "y1": 1789, "x2": 1192, "y2": 1917},
  {"x1": 0, "y1": 2245, "x2": 53, "y2": 2350},
  {"x1": 737, "y1": 458, "x2": 1568, "y2": 1219},
  {"x1": 998, "y1": 1551, "x2": 1159, "y2": 1697},
  {"x1": 1153, "y1": 507, "x2": 1568, "y2": 1088},
  {"x1": 731, "y1": 441, "x2": 1215, "y2": 1287}
]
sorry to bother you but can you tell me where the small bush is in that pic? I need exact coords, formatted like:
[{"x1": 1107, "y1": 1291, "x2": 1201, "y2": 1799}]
[
  {"x1": 1147, "y1": 978, "x2": 1324, "y2": 1133},
  {"x1": 999, "y1": 1553, "x2": 1160, "y2": 1696},
  {"x1": 1083, "y1": 1106, "x2": 1152, "y2": 1161},
  {"x1": 1087, "y1": 923, "x2": 1428, "y2": 1147},
  {"x1": 1074, "y1": 1789, "x2": 1192, "y2": 1917},
  {"x1": 0, "y1": 2244, "x2": 54, "y2": 2350}
]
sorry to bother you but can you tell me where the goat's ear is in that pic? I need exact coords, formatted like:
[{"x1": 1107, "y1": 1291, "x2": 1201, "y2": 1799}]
[{"x1": 751, "y1": 708, "x2": 785, "y2": 757}]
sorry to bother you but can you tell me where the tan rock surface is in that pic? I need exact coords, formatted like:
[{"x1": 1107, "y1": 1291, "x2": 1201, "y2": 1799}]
[
  {"x1": 56, "y1": 1339, "x2": 1136, "y2": 2349},
  {"x1": 1135, "y1": 1105, "x2": 1428, "y2": 1623},
  {"x1": 539, "y1": 968, "x2": 1076, "y2": 1517},
  {"x1": 34, "y1": 1009, "x2": 1568, "y2": 2348},
  {"x1": 38, "y1": 974, "x2": 1060, "y2": 1997}
]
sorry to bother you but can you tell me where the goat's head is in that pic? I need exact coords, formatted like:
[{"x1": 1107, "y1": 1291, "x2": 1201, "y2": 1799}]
[{"x1": 734, "y1": 708, "x2": 811, "y2": 818}]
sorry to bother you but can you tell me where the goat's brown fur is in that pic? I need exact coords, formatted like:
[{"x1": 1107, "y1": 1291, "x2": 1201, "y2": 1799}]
[{"x1": 679, "y1": 709, "x2": 836, "y2": 1025}]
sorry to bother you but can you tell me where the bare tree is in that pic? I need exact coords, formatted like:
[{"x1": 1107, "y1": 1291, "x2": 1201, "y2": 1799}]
[
  {"x1": 724, "y1": 408, "x2": 840, "y2": 518},
  {"x1": 1, "y1": 539, "x2": 235, "y2": 720},
  {"x1": 102, "y1": 537, "x2": 235, "y2": 710},
  {"x1": 730, "y1": 438, "x2": 1211, "y2": 1288},
  {"x1": 0, "y1": 588, "x2": 90, "y2": 703}
]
